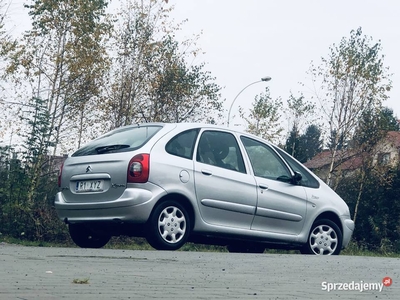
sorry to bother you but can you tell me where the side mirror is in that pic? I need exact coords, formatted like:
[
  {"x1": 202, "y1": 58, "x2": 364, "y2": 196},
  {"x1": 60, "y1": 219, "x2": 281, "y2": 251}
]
[{"x1": 292, "y1": 171, "x2": 302, "y2": 184}]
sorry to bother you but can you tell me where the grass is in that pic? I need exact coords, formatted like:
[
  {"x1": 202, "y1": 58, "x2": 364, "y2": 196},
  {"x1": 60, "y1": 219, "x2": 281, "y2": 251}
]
[
  {"x1": 0, "y1": 235, "x2": 75, "y2": 248},
  {"x1": 1, "y1": 235, "x2": 399, "y2": 257},
  {"x1": 341, "y1": 241, "x2": 400, "y2": 257},
  {"x1": 72, "y1": 278, "x2": 90, "y2": 284}
]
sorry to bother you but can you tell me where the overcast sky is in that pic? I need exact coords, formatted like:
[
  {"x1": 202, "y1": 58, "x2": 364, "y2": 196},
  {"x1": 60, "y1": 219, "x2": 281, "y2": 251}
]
[
  {"x1": 168, "y1": 0, "x2": 400, "y2": 128},
  {"x1": 3, "y1": 0, "x2": 400, "y2": 130}
]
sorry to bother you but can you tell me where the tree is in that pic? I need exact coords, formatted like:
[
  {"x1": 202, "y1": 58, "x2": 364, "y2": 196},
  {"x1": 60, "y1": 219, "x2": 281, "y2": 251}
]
[
  {"x1": 336, "y1": 169, "x2": 400, "y2": 253},
  {"x1": 104, "y1": 0, "x2": 223, "y2": 129},
  {"x1": 347, "y1": 105, "x2": 400, "y2": 226},
  {"x1": 4, "y1": 0, "x2": 111, "y2": 154},
  {"x1": 0, "y1": 0, "x2": 18, "y2": 136},
  {"x1": 284, "y1": 125, "x2": 300, "y2": 158},
  {"x1": 0, "y1": 0, "x2": 111, "y2": 241},
  {"x1": 284, "y1": 93, "x2": 315, "y2": 156},
  {"x1": 285, "y1": 123, "x2": 323, "y2": 163},
  {"x1": 240, "y1": 87, "x2": 283, "y2": 143},
  {"x1": 298, "y1": 124, "x2": 323, "y2": 163},
  {"x1": 348, "y1": 107, "x2": 385, "y2": 224},
  {"x1": 310, "y1": 27, "x2": 392, "y2": 187},
  {"x1": 19, "y1": 96, "x2": 52, "y2": 204},
  {"x1": 139, "y1": 35, "x2": 222, "y2": 123},
  {"x1": 327, "y1": 129, "x2": 347, "y2": 151},
  {"x1": 378, "y1": 107, "x2": 400, "y2": 131}
]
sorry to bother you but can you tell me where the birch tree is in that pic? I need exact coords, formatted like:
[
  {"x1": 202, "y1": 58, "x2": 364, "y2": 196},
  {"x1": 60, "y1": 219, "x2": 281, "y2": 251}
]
[
  {"x1": 240, "y1": 87, "x2": 283, "y2": 143},
  {"x1": 104, "y1": 0, "x2": 223, "y2": 129},
  {"x1": 310, "y1": 27, "x2": 392, "y2": 186},
  {"x1": 0, "y1": 0, "x2": 18, "y2": 140},
  {"x1": 4, "y1": 0, "x2": 111, "y2": 154},
  {"x1": 350, "y1": 107, "x2": 399, "y2": 225}
]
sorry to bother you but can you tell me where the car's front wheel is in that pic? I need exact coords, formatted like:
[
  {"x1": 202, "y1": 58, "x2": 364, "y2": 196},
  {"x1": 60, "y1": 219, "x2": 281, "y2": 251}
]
[
  {"x1": 301, "y1": 219, "x2": 343, "y2": 255},
  {"x1": 69, "y1": 224, "x2": 111, "y2": 248},
  {"x1": 146, "y1": 200, "x2": 191, "y2": 250}
]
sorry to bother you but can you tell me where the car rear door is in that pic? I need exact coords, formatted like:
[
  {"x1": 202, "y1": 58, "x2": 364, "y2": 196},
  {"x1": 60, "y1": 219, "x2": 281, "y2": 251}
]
[
  {"x1": 240, "y1": 136, "x2": 307, "y2": 235},
  {"x1": 194, "y1": 130, "x2": 257, "y2": 229}
]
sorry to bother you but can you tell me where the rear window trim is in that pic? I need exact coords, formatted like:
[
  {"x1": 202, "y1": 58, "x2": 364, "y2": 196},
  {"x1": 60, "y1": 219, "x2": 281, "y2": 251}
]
[{"x1": 72, "y1": 124, "x2": 163, "y2": 157}]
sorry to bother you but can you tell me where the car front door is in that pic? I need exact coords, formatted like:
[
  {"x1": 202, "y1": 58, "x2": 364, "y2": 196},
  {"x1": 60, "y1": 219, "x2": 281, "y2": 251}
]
[
  {"x1": 194, "y1": 130, "x2": 257, "y2": 229},
  {"x1": 240, "y1": 136, "x2": 307, "y2": 235}
]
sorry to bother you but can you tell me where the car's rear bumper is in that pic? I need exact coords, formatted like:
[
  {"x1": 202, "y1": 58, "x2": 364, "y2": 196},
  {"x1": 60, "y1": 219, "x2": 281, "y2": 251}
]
[{"x1": 54, "y1": 185, "x2": 167, "y2": 224}]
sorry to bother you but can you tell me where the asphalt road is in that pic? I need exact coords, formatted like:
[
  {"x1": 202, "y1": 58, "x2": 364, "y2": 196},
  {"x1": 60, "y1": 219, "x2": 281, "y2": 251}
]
[{"x1": 0, "y1": 243, "x2": 398, "y2": 300}]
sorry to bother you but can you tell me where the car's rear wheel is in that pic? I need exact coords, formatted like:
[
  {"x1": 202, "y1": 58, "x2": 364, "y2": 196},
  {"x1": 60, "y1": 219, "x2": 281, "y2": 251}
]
[
  {"x1": 69, "y1": 224, "x2": 111, "y2": 248},
  {"x1": 301, "y1": 219, "x2": 342, "y2": 255},
  {"x1": 146, "y1": 200, "x2": 190, "y2": 250}
]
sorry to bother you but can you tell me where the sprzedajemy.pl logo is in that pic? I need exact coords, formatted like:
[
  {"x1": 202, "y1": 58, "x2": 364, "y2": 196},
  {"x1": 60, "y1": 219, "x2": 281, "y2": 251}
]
[{"x1": 321, "y1": 277, "x2": 392, "y2": 293}]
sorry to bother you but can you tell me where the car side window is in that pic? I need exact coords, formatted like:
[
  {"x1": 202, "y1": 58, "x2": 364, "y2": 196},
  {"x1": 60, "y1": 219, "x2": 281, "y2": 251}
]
[
  {"x1": 197, "y1": 131, "x2": 246, "y2": 173},
  {"x1": 241, "y1": 136, "x2": 292, "y2": 182},
  {"x1": 273, "y1": 146, "x2": 320, "y2": 188},
  {"x1": 165, "y1": 129, "x2": 199, "y2": 159}
]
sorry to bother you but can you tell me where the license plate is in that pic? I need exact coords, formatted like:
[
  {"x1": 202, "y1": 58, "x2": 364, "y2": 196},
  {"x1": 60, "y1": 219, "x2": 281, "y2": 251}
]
[{"x1": 75, "y1": 180, "x2": 104, "y2": 192}]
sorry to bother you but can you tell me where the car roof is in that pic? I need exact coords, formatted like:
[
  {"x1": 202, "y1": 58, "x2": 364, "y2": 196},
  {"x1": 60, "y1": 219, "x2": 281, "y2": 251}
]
[{"x1": 136, "y1": 122, "x2": 274, "y2": 146}]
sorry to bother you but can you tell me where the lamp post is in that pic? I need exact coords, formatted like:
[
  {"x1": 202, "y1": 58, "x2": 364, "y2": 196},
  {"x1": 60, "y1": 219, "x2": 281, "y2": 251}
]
[{"x1": 227, "y1": 76, "x2": 271, "y2": 127}]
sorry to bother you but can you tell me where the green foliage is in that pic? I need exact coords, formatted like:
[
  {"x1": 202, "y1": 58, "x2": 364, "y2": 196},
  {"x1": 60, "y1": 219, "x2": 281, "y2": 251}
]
[
  {"x1": 283, "y1": 93, "x2": 316, "y2": 157},
  {"x1": 336, "y1": 169, "x2": 400, "y2": 253},
  {"x1": 240, "y1": 87, "x2": 283, "y2": 143},
  {"x1": 327, "y1": 129, "x2": 347, "y2": 151},
  {"x1": 4, "y1": 0, "x2": 111, "y2": 154},
  {"x1": 310, "y1": 27, "x2": 392, "y2": 186},
  {"x1": 0, "y1": 144, "x2": 68, "y2": 242},
  {"x1": 378, "y1": 107, "x2": 400, "y2": 131},
  {"x1": 104, "y1": 0, "x2": 222, "y2": 129},
  {"x1": 299, "y1": 124, "x2": 323, "y2": 162},
  {"x1": 140, "y1": 35, "x2": 222, "y2": 123},
  {"x1": 285, "y1": 125, "x2": 300, "y2": 157},
  {"x1": 0, "y1": 96, "x2": 68, "y2": 242},
  {"x1": 285, "y1": 124, "x2": 323, "y2": 163}
]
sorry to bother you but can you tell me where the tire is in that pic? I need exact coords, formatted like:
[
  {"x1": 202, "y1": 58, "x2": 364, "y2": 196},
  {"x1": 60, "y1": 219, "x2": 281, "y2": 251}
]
[
  {"x1": 69, "y1": 224, "x2": 111, "y2": 249},
  {"x1": 301, "y1": 219, "x2": 343, "y2": 255},
  {"x1": 146, "y1": 200, "x2": 191, "y2": 251},
  {"x1": 227, "y1": 244, "x2": 265, "y2": 254}
]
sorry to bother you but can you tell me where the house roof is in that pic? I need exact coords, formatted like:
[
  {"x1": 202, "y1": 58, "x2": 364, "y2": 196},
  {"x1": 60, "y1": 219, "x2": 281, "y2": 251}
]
[
  {"x1": 303, "y1": 150, "x2": 332, "y2": 169},
  {"x1": 386, "y1": 131, "x2": 400, "y2": 148},
  {"x1": 304, "y1": 131, "x2": 400, "y2": 170},
  {"x1": 304, "y1": 149, "x2": 361, "y2": 170}
]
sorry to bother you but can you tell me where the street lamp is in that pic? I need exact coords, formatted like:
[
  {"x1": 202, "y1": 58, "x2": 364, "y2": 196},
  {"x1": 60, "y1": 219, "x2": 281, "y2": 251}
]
[{"x1": 227, "y1": 76, "x2": 272, "y2": 127}]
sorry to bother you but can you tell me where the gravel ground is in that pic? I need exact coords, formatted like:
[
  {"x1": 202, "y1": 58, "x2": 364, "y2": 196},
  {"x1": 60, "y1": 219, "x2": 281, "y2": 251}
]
[{"x1": 0, "y1": 243, "x2": 398, "y2": 299}]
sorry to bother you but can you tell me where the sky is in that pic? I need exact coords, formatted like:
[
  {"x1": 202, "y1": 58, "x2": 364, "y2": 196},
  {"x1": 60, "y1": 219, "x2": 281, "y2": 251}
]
[
  {"x1": 167, "y1": 0, "x2": 400, "y2": 129},
  {"x1": 2, "y1": 0, "x2": 400, "y2": 132}
]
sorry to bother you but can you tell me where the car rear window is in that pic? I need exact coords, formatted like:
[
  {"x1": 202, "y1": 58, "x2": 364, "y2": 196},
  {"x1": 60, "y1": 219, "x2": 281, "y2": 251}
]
[{"x1": 72, "y1": 125, "x2": 163, "y2": 156}]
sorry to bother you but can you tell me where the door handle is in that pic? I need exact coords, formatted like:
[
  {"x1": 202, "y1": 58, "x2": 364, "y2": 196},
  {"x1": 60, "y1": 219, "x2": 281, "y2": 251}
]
[
  {"x1": 201, "y1": 169, "x2": 213, "y2": 176},
  {"x1": 258, "y1": 184, "x2": 268, "y2": 190}
]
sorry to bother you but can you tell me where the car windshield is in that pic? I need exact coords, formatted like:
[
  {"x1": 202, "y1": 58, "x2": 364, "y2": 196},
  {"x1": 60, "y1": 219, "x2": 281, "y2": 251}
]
[{"x1": 72, "y1": 125, "x2": 163, "y2": 156}]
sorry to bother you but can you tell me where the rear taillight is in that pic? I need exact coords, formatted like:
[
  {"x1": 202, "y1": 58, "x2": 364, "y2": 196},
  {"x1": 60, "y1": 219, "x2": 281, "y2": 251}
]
[
  {"x1": 58, "y1": 162, "x2": 64, "y2": 187},
  {"x1": 127, "y1": 154, "x2": 150, "y2": 183}
]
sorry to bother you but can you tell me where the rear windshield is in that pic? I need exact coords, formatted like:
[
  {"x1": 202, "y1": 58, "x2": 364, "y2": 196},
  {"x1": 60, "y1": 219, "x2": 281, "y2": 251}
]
[{"x1": 72, "y1": 125, "x2": 163, "y2": 156}]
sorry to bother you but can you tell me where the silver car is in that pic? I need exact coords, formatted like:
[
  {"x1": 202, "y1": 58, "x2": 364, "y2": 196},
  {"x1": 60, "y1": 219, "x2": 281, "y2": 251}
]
[{"x1": 55, "y1": 123, "x2": 354, "y2": 255}]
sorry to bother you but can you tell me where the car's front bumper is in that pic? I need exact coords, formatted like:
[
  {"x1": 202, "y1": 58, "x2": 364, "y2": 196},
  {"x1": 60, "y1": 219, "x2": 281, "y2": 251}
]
[{"x1": 341, "y1": 216, "x2": 355, "y2": 248}]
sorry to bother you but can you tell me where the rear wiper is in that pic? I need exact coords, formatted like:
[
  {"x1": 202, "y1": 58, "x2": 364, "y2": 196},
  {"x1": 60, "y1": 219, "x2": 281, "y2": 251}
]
[{"x1": 95, "y1": 144, "x2": 130, "y2": 154}]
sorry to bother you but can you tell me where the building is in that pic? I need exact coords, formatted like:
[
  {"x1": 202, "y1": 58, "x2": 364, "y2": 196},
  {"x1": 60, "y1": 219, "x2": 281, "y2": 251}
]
[{"x1": 304, "y1": 131, "x2": 400, "y2": 183}]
